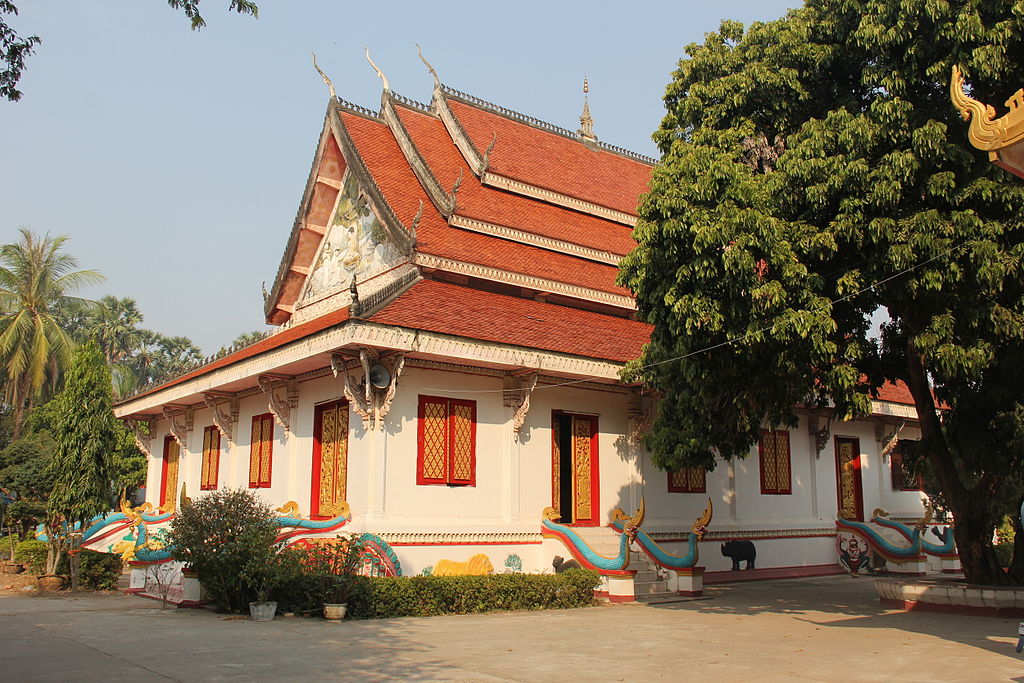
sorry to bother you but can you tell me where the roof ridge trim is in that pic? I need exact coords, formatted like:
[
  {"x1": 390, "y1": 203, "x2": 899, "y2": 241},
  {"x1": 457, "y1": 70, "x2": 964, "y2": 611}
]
[
  {"x1": 440, "y1": 84, "x2": 657, "y2": 165},
  {"x1": 449, "y1": 214, "x2": 623, "y2": 265},
  {"x1": 411, "y1": 252, "x2": 636, "y2": 310}
]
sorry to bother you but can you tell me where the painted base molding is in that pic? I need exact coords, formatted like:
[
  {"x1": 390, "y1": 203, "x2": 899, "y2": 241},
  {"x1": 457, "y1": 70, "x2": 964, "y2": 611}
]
[{"x1": 875, "y1": 577, "x2": 1024, "y2": 618}]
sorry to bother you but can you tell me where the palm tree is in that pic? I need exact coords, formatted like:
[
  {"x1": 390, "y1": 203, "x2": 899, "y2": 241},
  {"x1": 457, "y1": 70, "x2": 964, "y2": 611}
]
[
  {"x1": 92, "y1": 296, "x2": 144, "y2": 364},
  {"x1": 0, "y1": 229, "x2": 104, "y2": 436}
]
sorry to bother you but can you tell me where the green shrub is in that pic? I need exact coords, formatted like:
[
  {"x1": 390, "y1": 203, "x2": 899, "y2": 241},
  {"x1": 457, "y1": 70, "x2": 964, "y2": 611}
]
[
  {"x1": 279, "y1": 568, "x2": 600, "y2": 619},
  {"x1": 166, "y1": 488, "x2": 278, "y2": 612},
  {"x1": 14, "y1": 539, "x2": 48, "y2": 573},
  {"x1": 270, "y1": 538, "x2": 365, "y2": 614},
  {"x1": 0, "y1": 534, "x2": 18, "y2": 557},
  {"x1": 68, "y1": 550, "x2": 123, "y2": 591}
]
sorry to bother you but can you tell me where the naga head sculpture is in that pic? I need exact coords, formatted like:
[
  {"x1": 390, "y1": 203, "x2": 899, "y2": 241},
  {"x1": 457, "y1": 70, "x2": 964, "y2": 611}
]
[
  {"x1": 692, "y1": 498, "x2": 714, "y2": 540},
  {"x1": 914, "y1": 501, "x2": 934, "y2": 532},
  {"x1": 542, "y1": 507, "x2": 561, "y2": 522},
  {"x1": 610, "y1": 498, "x2": 646, "y2": 539}
]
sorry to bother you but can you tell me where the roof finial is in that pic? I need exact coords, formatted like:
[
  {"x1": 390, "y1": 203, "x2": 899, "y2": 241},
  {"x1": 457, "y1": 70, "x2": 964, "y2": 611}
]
[
  {"x1": 365, "y1": 47, "x2": 390, "y2": 92},
  {"x1": 578, "y1": 76, "x2": 596, "y2": 141},
  {"x1": 311, "y1": 52, "x2": 336, "y2": 99},
  {"x1": 416, "y1": 43, "x2": 441, "y2": 92}
]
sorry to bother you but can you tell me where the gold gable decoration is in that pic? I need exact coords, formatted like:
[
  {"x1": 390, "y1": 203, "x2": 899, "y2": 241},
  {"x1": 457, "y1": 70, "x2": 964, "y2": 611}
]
[{"x1": 950, "y1": 65, "x2": 1024, "y2": 152}]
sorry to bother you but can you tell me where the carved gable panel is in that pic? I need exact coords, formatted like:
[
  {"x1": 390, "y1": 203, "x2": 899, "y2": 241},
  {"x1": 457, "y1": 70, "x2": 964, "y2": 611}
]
[{"x1": 300, "y1": 173, "x2": 403, "y2": 305}]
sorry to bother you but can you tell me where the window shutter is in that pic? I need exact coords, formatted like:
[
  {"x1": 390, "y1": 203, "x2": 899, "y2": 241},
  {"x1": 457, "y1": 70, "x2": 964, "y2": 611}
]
[
  {"x1": 258, "y1": 414, "x2": 274, "y2": 488},
  {"x1": 201, "y1": 426, "x2": 220, "y2": 491},
  {"x1": 448, "y1": 399, "x2": 476, "y2": 485},
  {"x1": 418, "y1": 397, "x2": 450, "y2": 484},
  {"x1": 759, "y1": 430, "x2": 792, "y2": 495},
  {"x1": 248, "y1": 416, "x2": 262, "y2": 488}
]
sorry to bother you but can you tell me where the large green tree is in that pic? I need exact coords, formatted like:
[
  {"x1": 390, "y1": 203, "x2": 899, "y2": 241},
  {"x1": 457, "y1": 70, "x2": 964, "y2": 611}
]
[
  {"x1": 620, "y1": 0, "x2": 1024, "y2": 585},
  {"x1": 0, "y1": 1, "x2": 258, "y2": 101},
  {"x1": 45, "y1": 341, "x2": 118, "y2": 587},
  {"x1": 0, "y1": 229, "x2": 103, "y2": 437}
]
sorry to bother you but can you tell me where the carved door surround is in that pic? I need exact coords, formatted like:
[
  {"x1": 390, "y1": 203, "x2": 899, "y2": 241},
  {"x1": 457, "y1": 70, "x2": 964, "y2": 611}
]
[
  {"x1": 835, "y1": 436, "x2": 865, "y2": 522},
  {"x1": 551, "y1": 411, "x2": 600, "y2": 526},
  {"x1": 312, "y1": 399, "x2": 350, "y2": 519}
]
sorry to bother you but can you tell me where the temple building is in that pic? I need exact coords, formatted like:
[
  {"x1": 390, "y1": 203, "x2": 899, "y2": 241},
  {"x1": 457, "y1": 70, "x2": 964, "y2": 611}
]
[{"x1": 111, "y1": 55, "x2": 936, "y2": 599}]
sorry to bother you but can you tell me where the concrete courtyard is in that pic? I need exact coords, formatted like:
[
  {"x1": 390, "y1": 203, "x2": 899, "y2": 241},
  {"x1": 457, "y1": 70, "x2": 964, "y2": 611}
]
[{"x1": 0, "y1": 575, "x2": 1020, "y2": 682}]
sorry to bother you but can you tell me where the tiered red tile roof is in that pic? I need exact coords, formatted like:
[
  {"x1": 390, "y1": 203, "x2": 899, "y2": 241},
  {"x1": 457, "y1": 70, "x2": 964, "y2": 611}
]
[
  {"x1": 367, "y1": 279, "x2": 650, "y2": 363},
  {"x1": 445, "y1": 97, "x2": 652, "y2": 216}
]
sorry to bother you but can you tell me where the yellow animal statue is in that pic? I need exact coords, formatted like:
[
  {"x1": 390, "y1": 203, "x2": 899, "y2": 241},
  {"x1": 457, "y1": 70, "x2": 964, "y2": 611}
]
[{"x1": 433, "y1": 553, "x2": 494, "y2": 576}]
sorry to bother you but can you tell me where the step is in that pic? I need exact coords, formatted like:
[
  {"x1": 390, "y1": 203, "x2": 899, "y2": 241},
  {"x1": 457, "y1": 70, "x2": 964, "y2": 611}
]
[{"x1": 633, "y1": 579, "x2": 670, "y2": 595}]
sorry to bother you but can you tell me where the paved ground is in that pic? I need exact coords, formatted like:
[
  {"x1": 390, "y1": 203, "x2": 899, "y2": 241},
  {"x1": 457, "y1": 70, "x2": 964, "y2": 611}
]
[{"x1": 0, "y1": 576, "x2": 1021, "y2": 682}]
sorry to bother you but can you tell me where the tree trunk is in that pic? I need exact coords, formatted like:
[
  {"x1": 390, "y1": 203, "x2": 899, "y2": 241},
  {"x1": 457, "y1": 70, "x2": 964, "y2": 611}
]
[
  {"x1": 1007, "y1": 499, "x2": 1024, "y2": 584},
  {"x1": 903, "y1": 344, "x2": 1010, "y2": 585},
  {"x1": 68, "y1": 549, "x2": 80, "y2": 592}
]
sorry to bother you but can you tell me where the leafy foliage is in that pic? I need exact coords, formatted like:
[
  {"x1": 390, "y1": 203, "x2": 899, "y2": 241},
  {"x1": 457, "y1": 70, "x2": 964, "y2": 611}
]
[
  {"x1": 339, "y1": 570, "x2": 600, "y2": 620},
  {"x1": 0, "y1": 229, "x2": 103, "y2": 436},
  {"x1": 619, "y1": 0, "x2": 1024, "y2": 584},
  {"x1": 0, "y1": 1, "x2": 38, "y2": 102},
  {"x1": 1, "y1": 2, "x2": 258, "y2": 102},
  {"x1": 45, "y1": 342, "x2": 118, "y2": 580},
  {"x1": 167, "y1": 488, "x2": 278, "y2": 612},
  {"x1": 14, "y1": 538, "x2": 46, "y2": 573}
]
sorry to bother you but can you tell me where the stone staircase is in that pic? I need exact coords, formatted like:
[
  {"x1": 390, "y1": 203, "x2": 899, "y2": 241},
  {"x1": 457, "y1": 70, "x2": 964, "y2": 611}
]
[{"x1": 566, "y1": 527, "x2": 678, "y2": 603}]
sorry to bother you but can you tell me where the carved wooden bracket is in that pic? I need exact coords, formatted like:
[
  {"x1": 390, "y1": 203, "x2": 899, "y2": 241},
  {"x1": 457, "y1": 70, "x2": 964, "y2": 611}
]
[
  {"x1": 807, "y1": 412, "x2": 832, "y2": 459},
  {"x1": 162, "y1": 407, "x2": 190, "y2": 451},
  {"x1": 203, "y1": 394, "x2": 234, "y2": 442},
  {"x1": 331, "y1": 349, "x2": 405, "y2": 431},
  {"x1": 876, "y1": 420, "x2": 905, "y2": 463},
  {"x1": 504, "y1": 371, "x2": 538, "y2": 437},
  {"x1": 125, "y1": 419, "x2": 153, "y2": 457},
  {"x1": 626, "y1": 391, "x2": 653, "y2": 446},
  {"x1": 258, "y1": 376, "x2": 292, "y2": 432}
]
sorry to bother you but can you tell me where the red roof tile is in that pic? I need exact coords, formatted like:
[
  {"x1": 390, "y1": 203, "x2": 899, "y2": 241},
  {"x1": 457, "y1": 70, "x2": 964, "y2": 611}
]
[
  {"x1": 393, "y1": 104, "x2": 636, "y2": 256},
  {"x1": 446, "y1": 98, "x2": 651, "y2": 217},
  {"x1": 873, "y1": 380, "x2": 915, "y2": 406},
  {"x1": 340, "y1": 110, "x2": 630, "y2": 298},
  {"x1": 367, "y1": 279, "x2": 649, "y2": 363}
]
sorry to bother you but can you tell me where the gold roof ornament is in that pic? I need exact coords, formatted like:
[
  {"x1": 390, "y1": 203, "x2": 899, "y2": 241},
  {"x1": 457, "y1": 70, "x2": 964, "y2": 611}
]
[
  {"x1": 365, "y1": 47, "x2": 390, "y2": 93},
  {"x1": 950, "y1": 65, "x2": 1024, "y2": 178},
  {"x1": 578, "y1": 77, "x2": 596, "y2": 142},
  {"x1": 311, "y1": 52, "x2": 336, "y2": 99}
]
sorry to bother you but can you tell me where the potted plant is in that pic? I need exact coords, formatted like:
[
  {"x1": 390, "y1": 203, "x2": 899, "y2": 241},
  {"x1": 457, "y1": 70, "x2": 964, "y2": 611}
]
[
  {"x1": 241, "y1": 543, "x2": 293, "y2": 622},
  {"x1": 303, "y1": 534, "x2": 364, "y2": 621},
  {"x1": 322, "y1": 574, "x2": 354, "y2": 621}
]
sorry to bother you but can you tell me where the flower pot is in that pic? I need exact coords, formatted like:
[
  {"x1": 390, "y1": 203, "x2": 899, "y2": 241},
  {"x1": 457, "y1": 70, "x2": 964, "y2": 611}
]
[
  {"x1": 37, "y1": 575, "x2": 63, "y2": 591},
  {"x1": 249, "y1": 601, "x2": 277, "y2": 622},
  {"x1": 323, "y1": 603, "x2": 347, "y2": 621}
]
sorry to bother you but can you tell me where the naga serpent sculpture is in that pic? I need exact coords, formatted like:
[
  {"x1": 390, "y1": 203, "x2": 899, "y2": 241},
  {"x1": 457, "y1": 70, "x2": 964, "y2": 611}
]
[
  {"x1": 834, "y1": 504, "x2": 948, "y2": 562},
  {"x1": 540, "y1": 499, "x2": 645, "y2": 573},
  {"x1": 868, "y1": 503, "x2": 956, "y2": 557},
  {"x1": 610, "y1": 498, "x2": 713, "y2": 570}
]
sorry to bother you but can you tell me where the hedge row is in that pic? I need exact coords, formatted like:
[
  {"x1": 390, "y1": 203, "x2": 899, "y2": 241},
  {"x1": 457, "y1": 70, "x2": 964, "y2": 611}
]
[
  {"x1": 345, "y1": 570, "x2": 599, "y2": 619},
  {"x1": 12, "y1": 539, "x2": 122, "y2": 590}
]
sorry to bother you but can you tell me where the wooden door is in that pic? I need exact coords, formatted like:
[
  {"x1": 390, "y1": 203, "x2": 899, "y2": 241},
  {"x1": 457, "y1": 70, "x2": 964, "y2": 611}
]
[
  {"x1": 551, "y1": 413, "x2": 600, "y2": 526},
  {"x1": 835, "y1": 437, "x2": 865, "y2": 521},
  {"x1": 159, "y1": 435, "x2": 180, "y2": 511},
  {"x1": 312, "y1": 400, "x2": 349, "y2": 519}
]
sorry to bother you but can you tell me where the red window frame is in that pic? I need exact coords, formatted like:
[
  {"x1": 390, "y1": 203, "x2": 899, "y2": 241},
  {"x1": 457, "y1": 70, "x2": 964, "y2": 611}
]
[
  {"x1": 758, "y1": 429, "x2": 792, "y2": 495},
  {"x1": 200, "y1": 426, "x2": 221, "y2": 491},
  {"x1": 667, "y1": 467, "x2": 707, "y2": 493},
  {"x1": 248, "y1": 413, "x2": 274, "y2": 489},
  {"x1": 416, "y1": 395, "x2": 477, "y2": 486},
  {"x1": 890, "y1": 440, "x2": 923, "y2": 491}
]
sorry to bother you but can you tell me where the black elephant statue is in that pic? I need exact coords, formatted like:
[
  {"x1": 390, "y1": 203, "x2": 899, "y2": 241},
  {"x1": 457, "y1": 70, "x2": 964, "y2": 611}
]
[
  {"x1": 552, "y1": 555, "x2": 581, "y2": 573},
  {"x1": 721, "y1": 540, "x2": 756, "y2": 570}
]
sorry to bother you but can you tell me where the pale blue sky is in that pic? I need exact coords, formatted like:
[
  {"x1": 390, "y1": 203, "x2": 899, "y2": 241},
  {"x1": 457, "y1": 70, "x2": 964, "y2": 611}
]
[{"x1": 0, "y1": 0, "x2": 800, "y2": 352}]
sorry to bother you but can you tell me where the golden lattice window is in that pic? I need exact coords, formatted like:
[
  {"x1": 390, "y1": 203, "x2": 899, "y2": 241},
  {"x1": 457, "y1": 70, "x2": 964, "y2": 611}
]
[
  {"x1": 417, "y1": 395, "x2": 476, "y2": 486},
  {"x1": 668, "y1": 466, "x2": 706, "y2": 493},
  {"x1": 248, "y1": 414, "x2": 274, "y2": 489},
  {"x1": 759, "y1": 429, "x2": 792, "y2": 495},
  {"x1": 200, "y1": 426, "x2": 221, "y2": 491}
]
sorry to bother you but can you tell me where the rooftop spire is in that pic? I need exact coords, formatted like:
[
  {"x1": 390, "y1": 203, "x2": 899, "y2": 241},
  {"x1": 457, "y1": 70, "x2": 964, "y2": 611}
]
[{"x1": 578, "y1": 76, "x2": 596, "y2": 141}]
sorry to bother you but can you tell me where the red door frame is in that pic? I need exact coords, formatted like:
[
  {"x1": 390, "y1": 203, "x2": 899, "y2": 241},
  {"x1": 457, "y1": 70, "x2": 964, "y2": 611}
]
[
  {"x1": 551, "y1": 411, "x2": 600, "y2": 527},
  {"x1": 834, "y1": 436, "x2": 865, "y2": 522}
]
